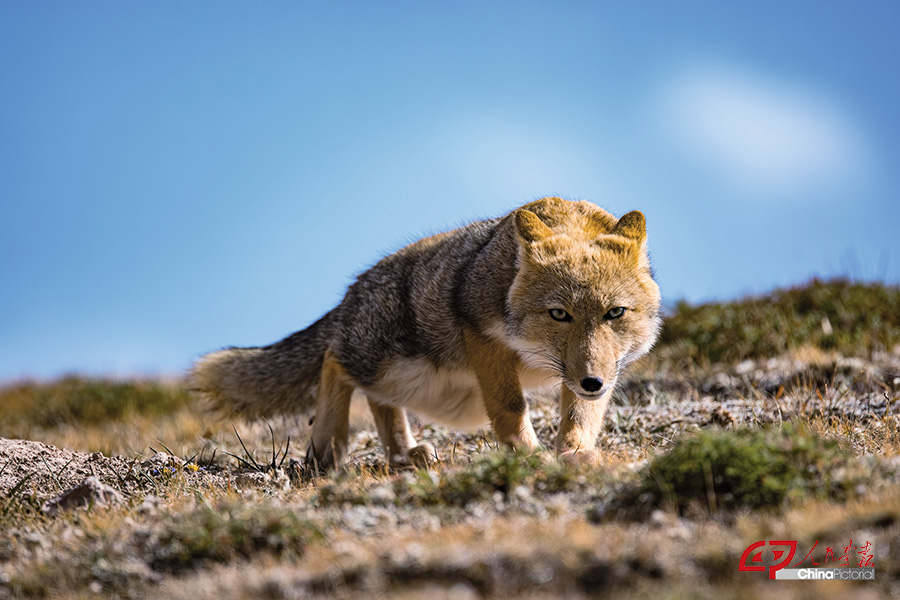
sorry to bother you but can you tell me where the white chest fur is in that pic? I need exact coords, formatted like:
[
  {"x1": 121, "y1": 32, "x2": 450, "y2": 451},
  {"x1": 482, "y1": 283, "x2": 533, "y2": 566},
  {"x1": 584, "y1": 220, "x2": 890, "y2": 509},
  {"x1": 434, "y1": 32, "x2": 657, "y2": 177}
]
[{"x1": 363, "y1": 356, "x2": 560, "y2": 430}]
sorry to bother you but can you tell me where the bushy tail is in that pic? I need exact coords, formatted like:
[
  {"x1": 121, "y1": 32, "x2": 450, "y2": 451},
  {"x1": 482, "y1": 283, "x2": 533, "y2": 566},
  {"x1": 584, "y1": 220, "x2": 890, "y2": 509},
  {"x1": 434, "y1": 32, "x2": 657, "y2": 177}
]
[{"x1": 190, "y1": 313, "x2": 333, "y2": 417}]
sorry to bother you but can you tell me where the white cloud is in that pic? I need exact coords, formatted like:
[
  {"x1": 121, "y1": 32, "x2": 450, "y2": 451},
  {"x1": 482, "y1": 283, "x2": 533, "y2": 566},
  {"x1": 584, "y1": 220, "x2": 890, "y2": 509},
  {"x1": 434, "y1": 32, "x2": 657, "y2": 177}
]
[{"x1": 658, "y1": 64, "x2": 869, "y2": 196}]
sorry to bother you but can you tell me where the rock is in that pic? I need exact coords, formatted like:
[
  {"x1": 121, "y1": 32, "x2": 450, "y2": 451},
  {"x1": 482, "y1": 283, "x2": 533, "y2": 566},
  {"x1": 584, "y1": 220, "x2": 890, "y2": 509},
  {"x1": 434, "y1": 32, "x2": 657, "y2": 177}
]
[
  {"x1": 137, "y1": 494, "x2": 161, "y2": 515},
  {"x1": 370, "y1": 483, "x2": 396, "y2": 505},
  {"x1": 234, "y1": 471, "x2": 270, "y2": 488},
  {"x1": 708, "y1": 406, "x2": 736, "y2": 427},
  {"x1": 270, "y1": 468, "x2": 291, "y2": 492},
  {"x1": 513, "y1": 484, "x2": 531, "y2": 501},
  {"x1": 141, "y1": 452, "x2": 184, "y2": 469},
  {"x1": 735, "y1": 359, "x2": 756, "y2": 375},
  {"x1": 41, "y1": 476, "x2": 124, "y2": 517},
  {"x1": 649, "y1": 509, "x2": 672, "y2": 528}
]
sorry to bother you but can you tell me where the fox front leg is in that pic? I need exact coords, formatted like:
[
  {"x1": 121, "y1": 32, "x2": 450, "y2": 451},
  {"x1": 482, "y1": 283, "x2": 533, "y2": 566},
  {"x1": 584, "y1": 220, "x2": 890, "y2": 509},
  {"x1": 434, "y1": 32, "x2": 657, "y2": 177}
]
[
  {"x1": 367, "y1": 399, "x2": 436, "y2": 468},
  {"x1": 464, "y1": 330, "x2": 541, "y2": 450},
  {"x1": 556, "y1": 385, "x2": 609, "y2": 466},
  {"x1": 306, "y1": 350, "x2": 353, "y2": 471}
]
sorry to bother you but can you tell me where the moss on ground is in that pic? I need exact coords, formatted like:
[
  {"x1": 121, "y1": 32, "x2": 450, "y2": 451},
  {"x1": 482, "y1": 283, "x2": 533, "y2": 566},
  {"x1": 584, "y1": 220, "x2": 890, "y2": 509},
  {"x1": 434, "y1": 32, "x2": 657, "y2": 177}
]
[{"x1": 149, "y1": 499, "x2": 321, "y2": 573}]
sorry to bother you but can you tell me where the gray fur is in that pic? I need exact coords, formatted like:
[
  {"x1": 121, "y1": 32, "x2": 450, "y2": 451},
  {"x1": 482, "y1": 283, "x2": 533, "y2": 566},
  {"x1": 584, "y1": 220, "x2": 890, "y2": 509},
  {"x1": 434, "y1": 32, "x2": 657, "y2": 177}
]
[
  {"x1": 192, "y1": 211, "x2": 524, "y2": 416},
  {"x1": 191, "y1": 312, "x2": 332, "y2": 416},
  {"x1": 190, "y1": 198, "x2": 653, "y2": 422}
]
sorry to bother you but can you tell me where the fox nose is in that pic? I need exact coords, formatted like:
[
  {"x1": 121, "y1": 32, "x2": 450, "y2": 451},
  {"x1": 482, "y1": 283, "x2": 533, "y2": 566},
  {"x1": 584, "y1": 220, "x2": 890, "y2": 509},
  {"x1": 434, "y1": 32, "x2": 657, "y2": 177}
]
[{"x1": 580, "y1": 376, "x2": 604, "y2": 393}]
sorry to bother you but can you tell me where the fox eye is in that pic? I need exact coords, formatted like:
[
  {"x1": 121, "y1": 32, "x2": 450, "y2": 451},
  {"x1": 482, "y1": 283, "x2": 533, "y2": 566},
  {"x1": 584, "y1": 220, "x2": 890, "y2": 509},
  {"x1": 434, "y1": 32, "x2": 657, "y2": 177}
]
[
  {"x1": 549, "y1": 308, "x2": 572, "y2": 322},
  {"x1": 605, "y1": 307, "x2": 626, "y2": 320}
]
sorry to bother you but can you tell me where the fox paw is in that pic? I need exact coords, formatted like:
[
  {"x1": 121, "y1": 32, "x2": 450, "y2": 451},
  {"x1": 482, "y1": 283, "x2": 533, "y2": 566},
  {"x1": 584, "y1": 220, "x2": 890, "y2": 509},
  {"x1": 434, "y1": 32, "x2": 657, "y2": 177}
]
[
  {"x1": 407, "y1": 442, "x2": 438, "y2": 468},
  {"x1": 386, "y1": 442, "x2": 438, "y2": 469},
  {"x1": 304, "y1": 442, "x2": 346, "y2": 474},
  {"x1": 558, "y1": 448, "x2": 602, "y2": 468}
]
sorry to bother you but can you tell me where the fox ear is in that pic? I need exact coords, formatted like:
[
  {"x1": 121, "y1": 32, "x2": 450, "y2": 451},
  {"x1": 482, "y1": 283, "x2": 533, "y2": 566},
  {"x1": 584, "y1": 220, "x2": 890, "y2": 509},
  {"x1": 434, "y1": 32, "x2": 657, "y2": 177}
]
[
  {"x1": 612, "y1": 210, "x2": 646, "y2": 242},
  {"x1": 515, "y1": 210, "x2": 554, "y2": 243}
]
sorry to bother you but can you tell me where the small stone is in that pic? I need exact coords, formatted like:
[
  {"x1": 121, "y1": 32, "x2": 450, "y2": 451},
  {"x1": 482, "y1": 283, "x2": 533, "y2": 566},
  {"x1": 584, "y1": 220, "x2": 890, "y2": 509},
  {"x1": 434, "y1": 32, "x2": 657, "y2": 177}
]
[
  {"x1": 708, "y1": 406, "x2": 736, "y2": 427},
  {"x1": 513, "y1": 485, "x2": 531, "y2": 501},
  {"x1": 234, "y1": 472, "x2": 270, "y2": 488},
  {"x1": 649, "y1": 509, "x2": 671, "y2": 528},
  {"x1": 41, "y1": 476, "x2": 124, "y2": 517},
  {"x1": 23, "y1": 532, "x2": 47, "y2": 549},
  {"x1": 141, "y1": 452, "x2": 184, "y2": 469},
  {"x1": 735, "y1": 359, "x2": 755, "y2": 375},
  {"x1": 447, "y1": 582, "x2": 479, "y2": 600},
  {"x1": 137, "y1": 494, "x2": 161, "y2": 516},
  {"x1": 269, "y1": 469, "x2": 291, "y2": 492},
  {"x1": 370, "y1": 484, "x2": 396, "y2": 505},
  {"x1": 545, "y1": 493, "x2": 571, "y2": 516}
]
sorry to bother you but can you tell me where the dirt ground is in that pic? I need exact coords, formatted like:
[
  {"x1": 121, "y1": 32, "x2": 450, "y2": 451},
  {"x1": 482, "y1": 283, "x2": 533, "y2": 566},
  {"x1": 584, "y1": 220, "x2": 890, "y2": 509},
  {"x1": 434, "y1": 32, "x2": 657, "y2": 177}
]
[{"x1": 2, "y1": 350, "x2": 900, "y2": 599}]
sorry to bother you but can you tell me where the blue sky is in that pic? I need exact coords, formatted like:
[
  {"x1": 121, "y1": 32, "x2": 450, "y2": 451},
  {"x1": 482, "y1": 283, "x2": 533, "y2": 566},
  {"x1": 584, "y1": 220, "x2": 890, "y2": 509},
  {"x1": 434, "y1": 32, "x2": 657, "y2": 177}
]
[{"x1": 2, "y1": 2, "x2": 899, "y2": 380}]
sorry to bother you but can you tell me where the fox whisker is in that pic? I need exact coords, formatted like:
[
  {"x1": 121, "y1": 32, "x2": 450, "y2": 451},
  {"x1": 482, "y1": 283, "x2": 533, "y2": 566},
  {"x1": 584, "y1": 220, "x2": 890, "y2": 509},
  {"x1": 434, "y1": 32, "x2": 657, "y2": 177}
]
[{"x1": 518, "y1": 348, "x2": 566, "y2": 377}]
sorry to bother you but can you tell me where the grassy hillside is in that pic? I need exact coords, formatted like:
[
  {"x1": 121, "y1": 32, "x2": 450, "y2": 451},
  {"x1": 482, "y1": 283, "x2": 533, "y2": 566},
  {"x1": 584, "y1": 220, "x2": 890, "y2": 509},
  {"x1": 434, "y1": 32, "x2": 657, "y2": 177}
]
[
  {"x1": 1, "y1": 278, "x2": 898, "y2": 599},
  {"x1": 655, "y1": 278, "x2": 900, "y2": 367}
]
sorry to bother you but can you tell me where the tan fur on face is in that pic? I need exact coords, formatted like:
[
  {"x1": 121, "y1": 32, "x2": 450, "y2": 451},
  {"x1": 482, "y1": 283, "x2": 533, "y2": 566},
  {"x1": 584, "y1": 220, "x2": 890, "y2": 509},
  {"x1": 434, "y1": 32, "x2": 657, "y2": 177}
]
[{"x1": 508, "y1": 200, "x2": 661, "y2": 402}]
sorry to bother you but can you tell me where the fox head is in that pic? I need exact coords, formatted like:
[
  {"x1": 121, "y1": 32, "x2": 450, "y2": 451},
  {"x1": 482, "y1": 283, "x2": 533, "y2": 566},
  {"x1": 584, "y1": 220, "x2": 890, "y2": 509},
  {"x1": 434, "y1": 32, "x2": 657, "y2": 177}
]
[{"x1": 505, "y1": 199, "x2": 661, "y2": 401}]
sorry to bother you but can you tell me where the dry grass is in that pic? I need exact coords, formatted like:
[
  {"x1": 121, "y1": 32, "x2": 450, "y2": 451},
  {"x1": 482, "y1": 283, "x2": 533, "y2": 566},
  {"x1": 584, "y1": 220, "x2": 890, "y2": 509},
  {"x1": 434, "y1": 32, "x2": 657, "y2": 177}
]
[{"x1": 1, "y1": 278, "x2": 899, "y2": 599}]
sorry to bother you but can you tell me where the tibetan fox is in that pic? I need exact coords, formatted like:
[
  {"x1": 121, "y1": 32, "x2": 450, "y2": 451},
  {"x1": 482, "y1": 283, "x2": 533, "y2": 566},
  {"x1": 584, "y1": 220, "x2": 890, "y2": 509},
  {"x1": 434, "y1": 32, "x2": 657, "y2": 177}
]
[{"x1": 191, "y1": 197, "x2": 661, "y2": 468}]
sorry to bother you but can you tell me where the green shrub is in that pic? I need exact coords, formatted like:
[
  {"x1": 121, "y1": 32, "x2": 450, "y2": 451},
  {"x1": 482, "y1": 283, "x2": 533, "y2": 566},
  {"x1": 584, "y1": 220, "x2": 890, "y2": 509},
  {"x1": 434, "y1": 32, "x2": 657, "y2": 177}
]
[
  {"x1": 620, "y1": 425, "x2": 865, "y2": 517},
  {"x1": 656, "y1": 278, "x2": 900, "y2": 365}
]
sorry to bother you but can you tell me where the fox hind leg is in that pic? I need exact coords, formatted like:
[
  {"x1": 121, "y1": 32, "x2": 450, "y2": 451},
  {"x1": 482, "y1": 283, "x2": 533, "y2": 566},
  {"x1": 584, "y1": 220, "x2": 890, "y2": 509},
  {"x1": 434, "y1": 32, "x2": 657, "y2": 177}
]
[
  {"x1": 367, "y1": 399, "x2": 436, "y2": 468},
  {"x1": 306, "y1": 349, "x2": 354, "y2": 470}
]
